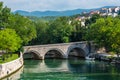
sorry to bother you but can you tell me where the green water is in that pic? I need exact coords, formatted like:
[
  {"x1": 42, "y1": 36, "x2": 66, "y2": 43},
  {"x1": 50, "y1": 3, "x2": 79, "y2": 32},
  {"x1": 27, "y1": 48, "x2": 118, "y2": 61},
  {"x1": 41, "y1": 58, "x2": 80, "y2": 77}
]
[{"x1": 4, "y1": 59, "x2": 120, "y2": 80}]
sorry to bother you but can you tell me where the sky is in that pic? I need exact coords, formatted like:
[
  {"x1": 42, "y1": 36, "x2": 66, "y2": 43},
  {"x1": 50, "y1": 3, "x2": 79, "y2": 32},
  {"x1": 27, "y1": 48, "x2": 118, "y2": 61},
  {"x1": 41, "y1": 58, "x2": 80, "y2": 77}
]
[{"x1": 0, "y1": 0, "x2": 120, "y2": 12}]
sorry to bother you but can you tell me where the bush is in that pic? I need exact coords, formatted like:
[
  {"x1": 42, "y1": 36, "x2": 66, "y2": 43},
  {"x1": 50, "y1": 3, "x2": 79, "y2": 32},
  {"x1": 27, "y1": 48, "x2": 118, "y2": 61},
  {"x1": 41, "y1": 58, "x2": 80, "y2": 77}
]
[{"x1": 0, "y1": 53, "x2": 18, "y2": 64}]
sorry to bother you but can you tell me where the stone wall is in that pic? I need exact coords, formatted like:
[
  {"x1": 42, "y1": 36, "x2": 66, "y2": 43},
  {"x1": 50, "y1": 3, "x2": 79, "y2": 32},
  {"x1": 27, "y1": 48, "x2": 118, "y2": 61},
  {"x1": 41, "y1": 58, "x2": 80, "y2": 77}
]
[
  {"x1": 23, "y1": 41, "x2": 89, "y2": 59},
  {"x1": 0, "y1": 53, "x2": 23, "y2": 79}
]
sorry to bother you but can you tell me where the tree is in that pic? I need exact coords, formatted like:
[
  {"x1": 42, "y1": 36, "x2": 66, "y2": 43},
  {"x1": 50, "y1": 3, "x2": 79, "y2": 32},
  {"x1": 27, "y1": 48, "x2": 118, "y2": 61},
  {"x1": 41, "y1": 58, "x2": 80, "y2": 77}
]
[
  {"x1": 29, "y1": 20, "x2": 49, "y2": 45},
  {"x1": 47, "y1": 17, "x2": 73, "y2": 43},
  {"x1": 0, "y1": 2, "x2": 11, "y2": 29},
  {"x1": 118, "y1": 10, "x2": 120, "y2": 15},
  {"x1": 85, "y1": 17, "x2": 120, "y2": 55},
  {"x1": 0, "y1": 28, "x2": 22, "y2": 52},
  {"x1": 85, "y1": 14, "x2": 101, "y2": 27},
  {"x1": 0, "y1": 2, "x2": 36, "y2": 45},
  {"x1": 7, "y1": 14, "x2": 36, "y2": 45},
  {"x1": 70, "y1": 19, "x2": 86, "y2": 42}
]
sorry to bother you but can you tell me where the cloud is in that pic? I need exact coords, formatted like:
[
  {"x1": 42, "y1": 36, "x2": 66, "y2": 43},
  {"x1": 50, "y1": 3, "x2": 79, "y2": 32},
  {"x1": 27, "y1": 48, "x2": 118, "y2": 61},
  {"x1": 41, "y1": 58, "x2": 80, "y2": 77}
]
[{"x1": 0, "y1": 0, "x2": 120, "y2": 11}]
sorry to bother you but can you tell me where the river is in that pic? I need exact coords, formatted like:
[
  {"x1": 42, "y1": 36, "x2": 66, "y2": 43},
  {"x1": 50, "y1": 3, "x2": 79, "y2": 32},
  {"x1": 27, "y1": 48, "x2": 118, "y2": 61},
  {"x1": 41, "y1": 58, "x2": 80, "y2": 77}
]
[{"x1": 3, "y1": 59, "x2": 120, "y2": 80}]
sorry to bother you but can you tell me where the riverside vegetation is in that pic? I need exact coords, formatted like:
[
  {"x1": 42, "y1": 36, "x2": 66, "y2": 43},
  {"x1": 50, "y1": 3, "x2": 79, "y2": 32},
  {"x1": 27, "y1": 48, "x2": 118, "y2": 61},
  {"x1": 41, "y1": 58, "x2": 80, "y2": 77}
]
[
  {"x1": 0, "y1": 2, "x2": 120, "y2": 62},
  {"x1": 0, "y1": 54, "x2": 18, "y2": 64}
]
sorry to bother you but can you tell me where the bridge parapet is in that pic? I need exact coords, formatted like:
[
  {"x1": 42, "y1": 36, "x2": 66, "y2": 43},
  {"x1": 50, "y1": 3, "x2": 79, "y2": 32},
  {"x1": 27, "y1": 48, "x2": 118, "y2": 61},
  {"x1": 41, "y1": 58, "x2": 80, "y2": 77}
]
[
  {"x1": 23, "y1": 41, "x2": 91, "y2": 59},
  {"x1": 24, "y1": 41, "x2": 87, "y2": 48}
]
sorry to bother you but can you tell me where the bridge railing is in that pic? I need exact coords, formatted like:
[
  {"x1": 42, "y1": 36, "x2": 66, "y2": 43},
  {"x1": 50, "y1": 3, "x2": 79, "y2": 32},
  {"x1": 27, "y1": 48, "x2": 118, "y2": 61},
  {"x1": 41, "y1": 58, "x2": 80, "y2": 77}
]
[{"x1": 24, "y1": 41, "x2": 88, "y2": 48}]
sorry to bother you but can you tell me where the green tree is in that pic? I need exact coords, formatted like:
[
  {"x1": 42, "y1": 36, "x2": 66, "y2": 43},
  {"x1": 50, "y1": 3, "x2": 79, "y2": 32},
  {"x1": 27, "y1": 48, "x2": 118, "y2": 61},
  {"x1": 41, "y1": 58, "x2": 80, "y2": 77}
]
[
  {"x1": 0, "y1": 28, "x2": 22, "y2": 52},
  {"x1": 85, "y1": 17, "x2": 120, "y2": 55},
  {"x1": 47, "y1": 17, "x2": 73, "y2": 43},
  {"x1": 85, "y1": 14, "x2": 101, "y2": 27},
  {"x1": 70, "y1": 19, "x2": 86, "y2": 42},
  {"x1": 29, "y1": 20, "x2": 49, "y2": 44},
  {"x1": 0, "y1": 2, "x2": 11, "y2": 28},
  {"x1": 0, "y1": 2, "x2": 36, "y2": 45},
  {"x1": 7, "y1": 14, "x2": 36, "y2": 45}
]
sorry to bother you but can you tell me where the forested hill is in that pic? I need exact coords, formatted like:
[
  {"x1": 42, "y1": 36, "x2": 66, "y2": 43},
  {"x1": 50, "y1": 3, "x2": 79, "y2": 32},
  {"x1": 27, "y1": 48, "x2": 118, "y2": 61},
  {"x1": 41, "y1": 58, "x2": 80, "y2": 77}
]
[
  {"x1": 14, "y1": 6, "x2": 115, "y2": 17},
  {"x1": 14, "y1": 9, "x2": 91, "y2": 17}
]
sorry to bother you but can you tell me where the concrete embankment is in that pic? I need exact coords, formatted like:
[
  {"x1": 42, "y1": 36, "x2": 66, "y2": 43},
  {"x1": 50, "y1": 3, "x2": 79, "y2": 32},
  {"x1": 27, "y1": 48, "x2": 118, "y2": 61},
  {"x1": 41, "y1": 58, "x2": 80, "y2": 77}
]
[{"x1": 0, "y1": 53, "x2": 23, "y2": 79}]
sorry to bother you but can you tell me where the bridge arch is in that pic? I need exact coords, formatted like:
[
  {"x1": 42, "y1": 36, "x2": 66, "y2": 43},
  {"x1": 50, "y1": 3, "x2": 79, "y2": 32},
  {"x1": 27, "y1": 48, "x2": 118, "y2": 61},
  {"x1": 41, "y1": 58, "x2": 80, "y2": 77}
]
[
  {"x1": 44, "y1": 48, "x2": 65, "y2": 59},
  {"x1": 23, "y1": 50, "x2": 42, "y2": 60},
  {"x1": 67, "y1": 46, "x2": 86, "y2": 59},
  {"x1": 23, "y1": 41, "x2": 91, "y2": 60}
]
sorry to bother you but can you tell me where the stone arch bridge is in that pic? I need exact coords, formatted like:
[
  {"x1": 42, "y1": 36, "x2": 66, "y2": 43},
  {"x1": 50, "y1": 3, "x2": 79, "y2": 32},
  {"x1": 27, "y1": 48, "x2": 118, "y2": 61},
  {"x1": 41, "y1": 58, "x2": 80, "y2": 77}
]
[{"x1": 23, "y1": 41, "x2": 95, "y2": 59}]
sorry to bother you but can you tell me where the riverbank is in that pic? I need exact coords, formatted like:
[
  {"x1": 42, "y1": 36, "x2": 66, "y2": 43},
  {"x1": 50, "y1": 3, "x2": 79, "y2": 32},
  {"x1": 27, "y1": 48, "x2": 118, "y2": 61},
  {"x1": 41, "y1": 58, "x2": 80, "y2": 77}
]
[
  {"x1": 94, "y1": 53, "x2": 120, "y2": 64},
  {"x1": 7, "y1": 59, "x2": 120, "y2": 80},
  {"x1": 0, "y1": 53, "x2": 23, "y2": 79}
]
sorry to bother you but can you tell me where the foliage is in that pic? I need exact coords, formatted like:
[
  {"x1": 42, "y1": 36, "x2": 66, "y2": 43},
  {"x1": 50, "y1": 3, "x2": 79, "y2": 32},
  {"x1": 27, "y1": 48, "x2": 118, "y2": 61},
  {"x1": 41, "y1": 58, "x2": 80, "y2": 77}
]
[
  {"x1": 47, "y1": 17, "x2": 73, "y2": 43},
  {"x1": 0, "y1": 2, "x2": 11, "y2": 29},
  {"x1": 28, "y1": 16, "x2": 58, "y2": 22},
  {"x1": 70, "y1": 19, "x2": 86, "y2": 41},
  {"x1": 0, "y1": 28, "x2": 22, "y2": 52},
  {"x1": 0, "y1": 53, "x2": 18, "y2": 64},
  {"x1": 85, "y1": 14, "x2": 101, "y2": 26},
  {"x1": 85, "y1": 17, "x2": 120, "y2": 54},
  {"x1": 0, "y1": 2, "x2": 36, "y2": 45},
  {"x1": 7, "y1": 14, "x2": 36, "y2": 44},
  {"x1": 29, "y1": 20, "x2": 49, "y2": 45},
  {"x1": 29, "y1": 16, "x2": 74, "y2": 44}
]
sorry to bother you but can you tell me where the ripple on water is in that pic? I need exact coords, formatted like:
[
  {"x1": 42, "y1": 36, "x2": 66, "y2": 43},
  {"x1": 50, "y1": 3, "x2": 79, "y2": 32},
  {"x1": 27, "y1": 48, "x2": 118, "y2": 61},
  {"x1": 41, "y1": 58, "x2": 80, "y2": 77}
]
[{"x1": 3, "y1": 60, "x2": 120, "y2": 80}]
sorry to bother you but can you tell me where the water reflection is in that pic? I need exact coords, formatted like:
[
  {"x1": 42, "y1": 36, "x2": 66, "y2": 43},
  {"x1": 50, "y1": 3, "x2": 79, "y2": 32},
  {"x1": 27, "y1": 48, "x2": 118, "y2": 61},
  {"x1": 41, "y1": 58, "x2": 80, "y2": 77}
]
[
  {"x1": 68, "y1": 59, "x2": 95, "y2": 73},
  {"x1": 23, "y1": 59, "x2": 69, "y2": 73},
  {"x1": 3, "y1": 67, "x2": 23, "y2": 80},
  {"x1": 3, "y1": 59, "x2": 120, "y2": 80},
  {"x1": 44, "y1": 59, "x2": 63, "y2": 68}
]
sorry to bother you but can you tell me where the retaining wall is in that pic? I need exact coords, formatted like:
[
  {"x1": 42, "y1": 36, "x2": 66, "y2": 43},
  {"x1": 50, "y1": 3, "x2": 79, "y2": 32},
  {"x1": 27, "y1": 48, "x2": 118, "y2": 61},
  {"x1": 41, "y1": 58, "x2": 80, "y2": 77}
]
[{"x1": 0, "y1": 54, "x2": 23, "y2": 79}]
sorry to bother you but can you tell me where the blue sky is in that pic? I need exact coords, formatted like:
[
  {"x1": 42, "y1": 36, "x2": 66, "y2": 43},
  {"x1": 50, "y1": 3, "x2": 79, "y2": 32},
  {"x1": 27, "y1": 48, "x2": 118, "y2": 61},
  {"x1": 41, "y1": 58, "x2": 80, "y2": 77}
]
[{"x1": 0, "y1": 0, "x2": 120, "y2": 11}]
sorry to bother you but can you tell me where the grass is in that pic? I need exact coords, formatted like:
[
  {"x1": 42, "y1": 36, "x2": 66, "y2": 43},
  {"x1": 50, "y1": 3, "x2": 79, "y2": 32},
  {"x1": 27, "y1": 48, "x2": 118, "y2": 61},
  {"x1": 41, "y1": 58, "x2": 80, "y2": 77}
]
[{"x1": 0, "y1": 53, "x2": 19, "y2": 64}]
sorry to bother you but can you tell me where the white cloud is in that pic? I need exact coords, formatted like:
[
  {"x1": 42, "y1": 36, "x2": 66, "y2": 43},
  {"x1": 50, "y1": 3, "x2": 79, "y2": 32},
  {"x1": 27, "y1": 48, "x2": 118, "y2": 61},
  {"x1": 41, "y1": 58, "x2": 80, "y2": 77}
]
[{"x1": 0, "y1": 0, "x2": 120, "y2": 11}]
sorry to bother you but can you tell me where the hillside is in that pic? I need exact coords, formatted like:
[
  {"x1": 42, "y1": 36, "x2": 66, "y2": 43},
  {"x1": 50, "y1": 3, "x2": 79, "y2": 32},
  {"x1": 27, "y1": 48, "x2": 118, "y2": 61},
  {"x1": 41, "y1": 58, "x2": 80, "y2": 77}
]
[{"x1": 14, "y1": 6, "x2": 116, "y2": 17}]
